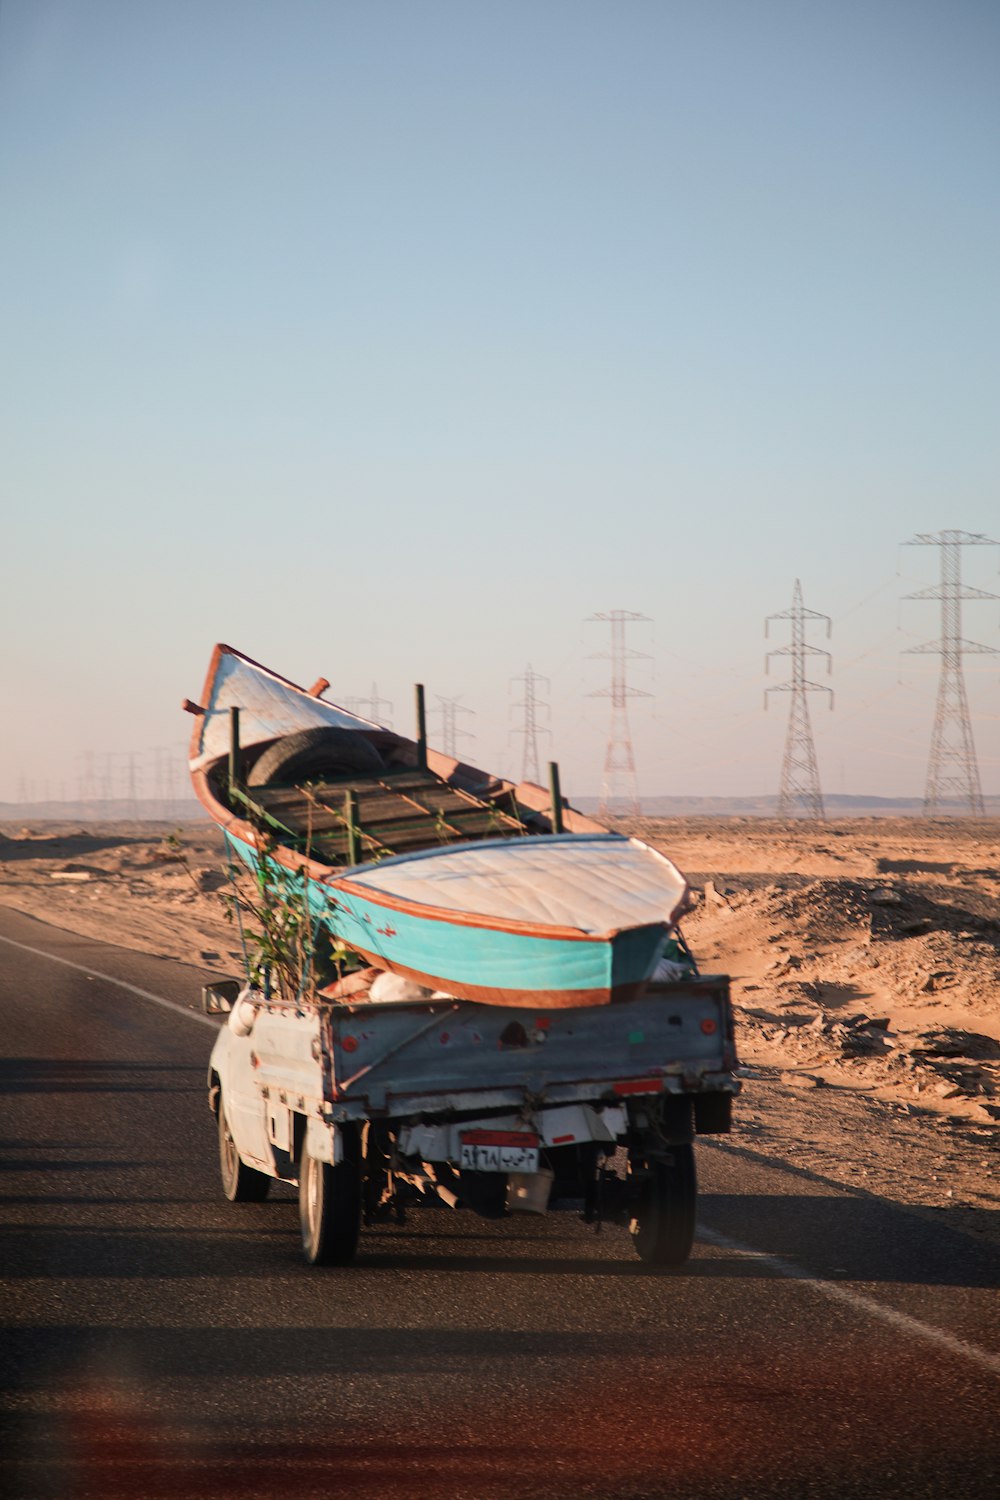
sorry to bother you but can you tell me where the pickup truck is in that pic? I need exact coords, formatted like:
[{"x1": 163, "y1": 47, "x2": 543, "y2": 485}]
[{"x1": 203, "y1": 968, "x2": 739, "y2": 1269}]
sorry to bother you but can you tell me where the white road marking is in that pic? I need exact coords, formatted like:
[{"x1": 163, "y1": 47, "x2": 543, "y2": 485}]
[
  {"x1": 0, "y1": 931, "x2": 218, "y2": 1029},
  {"x1": 700, "y1": 1224, "x2": 1000, "y2": 1379}
]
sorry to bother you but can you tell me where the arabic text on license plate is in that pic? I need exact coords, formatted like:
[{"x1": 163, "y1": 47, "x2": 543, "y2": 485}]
[{"x1": 460, "y1": 1143, "x2": 540, "y2": 1173}]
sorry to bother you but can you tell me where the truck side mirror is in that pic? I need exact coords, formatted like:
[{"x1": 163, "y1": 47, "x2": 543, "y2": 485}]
[{"x1": 202, "y1": 979, "x2": 242, "y2": 1015}]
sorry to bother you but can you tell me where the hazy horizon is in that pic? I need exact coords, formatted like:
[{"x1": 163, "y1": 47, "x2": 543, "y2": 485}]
[{"x1": 2, "y1": 2, "x2": 997, "y2": 805}]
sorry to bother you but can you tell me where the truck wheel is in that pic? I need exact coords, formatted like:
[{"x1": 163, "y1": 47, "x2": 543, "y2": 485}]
[
  {"x1": 219, "y1": 1101, "x2": 270, "y2": 1202},
  {"x1": 630, "y1": 1144, "x2": 696, "y2": 1267},
  {"x1": 298, "y1": 1124, "x2": 361, "y2": 1266}
]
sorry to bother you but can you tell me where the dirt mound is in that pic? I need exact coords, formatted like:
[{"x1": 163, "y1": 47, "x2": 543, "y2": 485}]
[{"x1": 628, "y1": 820, "x2": 1000, "y2": 1136}]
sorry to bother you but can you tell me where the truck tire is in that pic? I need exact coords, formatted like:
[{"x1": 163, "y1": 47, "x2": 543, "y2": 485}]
[
  {"x1": 298, "y1": 1124, "x2": 362, "y2": 1266},
  {"x1": 248, "y1": 727, "x2": 384, "y2": 788},
  {"x1": 629, "y1": 1144, "x2": 696, "y2": 1267},
  {"x1": 219, "y1": 1100, "x2": 270, "y2": 1203}
]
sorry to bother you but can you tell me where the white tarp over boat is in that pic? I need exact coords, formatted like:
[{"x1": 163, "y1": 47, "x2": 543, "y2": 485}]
[
  {"x1": 342, "y1": 834, "x2": 688, "y2": 933},
  {"x1": 191, "y1": 649, "x2": 377, "y2": 771}
]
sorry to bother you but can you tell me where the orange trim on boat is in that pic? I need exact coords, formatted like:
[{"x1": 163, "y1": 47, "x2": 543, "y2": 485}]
[{"x1": 334, "y1": 946, "x2": 648, "y2": 1009}]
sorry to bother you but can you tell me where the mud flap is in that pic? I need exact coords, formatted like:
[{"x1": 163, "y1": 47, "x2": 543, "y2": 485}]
[{"x1": 306, "y1": 1116, "x2": 343, "y2": 1166}]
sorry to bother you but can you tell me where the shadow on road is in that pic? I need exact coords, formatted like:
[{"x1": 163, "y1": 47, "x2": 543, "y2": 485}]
[
  {"x1": 0, "y1": 1058, "x2": 203, "y2": 1094},
  {"x1": 1, "y1": 1190, "x2": 996, "y2": 1286}
]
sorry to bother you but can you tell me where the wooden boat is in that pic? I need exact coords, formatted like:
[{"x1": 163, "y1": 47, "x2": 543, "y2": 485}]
[{"x1": 185, "y1": 645, "x2": 692, "y2": 1008}]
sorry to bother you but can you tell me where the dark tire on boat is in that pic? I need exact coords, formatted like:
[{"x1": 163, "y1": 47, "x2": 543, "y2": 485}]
[
  {"x1": 298, "y1": 1123, "x2": 362, "y2": 1266},
  {"x1": 219, "y1": 1099, "x2": 271, "y2": 1203},
  {"x1": 629, "y1": 1144, "x2": 696, "y2": 1267},
  {"x1": 248, "y1": 726, "x2": 385, "y2": 787}
]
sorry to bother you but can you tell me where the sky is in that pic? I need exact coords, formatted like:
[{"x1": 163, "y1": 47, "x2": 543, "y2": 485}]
[{"x1": 1, "y1": 0, "x2": 998, "y2": 807}]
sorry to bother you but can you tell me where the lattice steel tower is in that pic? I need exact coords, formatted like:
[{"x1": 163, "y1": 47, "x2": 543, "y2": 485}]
[
  {"x1": 588, "y1": 610, "x2": 651, "y2": 818},
  {"x1": 510, "y1": 665, "x2": 550, "y2": 784},
  {"x1": 765, "y1": 580, "x2": 833, "y2": 819},
  {"x1": 433, "y1": 695, "x2": 474, "y2": 759},
  {"x1": 345, "y1": 683, "x2": 394, "y2": 728},
  {"x1": 903, "y1": 530, "x2": 998, "y2": 815}
]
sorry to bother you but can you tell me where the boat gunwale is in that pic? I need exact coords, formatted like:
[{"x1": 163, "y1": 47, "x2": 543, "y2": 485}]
[{"x1": 192, "y1": 764, "x2": 686, "y2": 944}]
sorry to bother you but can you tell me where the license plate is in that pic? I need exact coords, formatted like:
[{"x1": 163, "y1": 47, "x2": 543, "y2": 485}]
[{"x1": 460, "y1": 1131, "x2": 540, "y2": 1173}]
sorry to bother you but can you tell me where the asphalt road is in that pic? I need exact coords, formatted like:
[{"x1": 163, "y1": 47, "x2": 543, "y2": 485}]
[{"x1": 1, "y1": 904, "x2": 997, "y2": 1500}]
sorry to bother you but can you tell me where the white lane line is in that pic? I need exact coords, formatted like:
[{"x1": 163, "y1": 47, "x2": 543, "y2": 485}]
[
  {"x1": 700, "y1": 1224, "x2": 1000, "y2": 1379},
  {"x1": 0, "y1": 931, "x2": 217, "y2": 1029}
]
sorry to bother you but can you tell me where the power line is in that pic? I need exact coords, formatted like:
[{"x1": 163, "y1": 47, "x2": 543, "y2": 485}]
[
  {"x1": 903, "y1": 529, "x2": 999, "y2": 815},
  {"x1": 588, "y1": 610, "x2": 651, "y2": 817},
  {"x1": 765, "y1": 579, "x2": 833, "y2": 819}
]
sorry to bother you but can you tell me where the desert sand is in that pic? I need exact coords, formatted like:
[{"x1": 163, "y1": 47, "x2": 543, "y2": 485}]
[{"x1": 2, "y1": 815, "x2": 997, "y2": 1247}]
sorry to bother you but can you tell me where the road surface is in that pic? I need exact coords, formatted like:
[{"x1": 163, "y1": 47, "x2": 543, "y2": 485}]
[{"x1": 0, "y1": 904, "x2": 997, "y2": 1500}]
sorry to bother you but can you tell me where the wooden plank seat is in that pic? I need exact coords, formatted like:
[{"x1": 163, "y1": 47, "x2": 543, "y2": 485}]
[{"x1": 244, "y1": 767, "x2": 526, "y2": 863}]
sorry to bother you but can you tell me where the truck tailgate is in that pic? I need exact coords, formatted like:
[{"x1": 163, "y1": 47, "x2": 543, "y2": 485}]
[{"x1": 325, "y1": 977, "x2": 736, "y2": 1115}]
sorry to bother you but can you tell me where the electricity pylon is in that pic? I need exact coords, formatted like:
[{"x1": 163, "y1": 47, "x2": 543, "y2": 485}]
[
  {"x1": 765, "y1": 580, "x2": 833, "y2": 819},
  {"x1": 510, "y1": 665, "x2": 550, "y2": 784},
  {"x1": 345, "y1": 684, "x2": 394, "y2": 728},
  {"x1": 588, "y1": 610, "x2": 651, "y2": 817},
  {"x1": 76, "y1": 751, "x2": 98, "y2": 806},
  {"x1": 433, "y1": 695, "x2": 474, "y2": 759},
  {"x1": 904, "y1": 530, "x2": 998, "y2": 815}
]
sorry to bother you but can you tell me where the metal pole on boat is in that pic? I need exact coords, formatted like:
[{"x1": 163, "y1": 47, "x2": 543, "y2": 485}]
[
  {"x1": 229, "y1": 708, "x2": 241, "y2": 795},
  {"x1": 344, "y1": 790, "x2": 360, "y2": 865},
  {"x1": 415, "y1": 684, "x2": 427, "y2": 770},
  {"x1": 548, "y1": 761, "x2": 565, "y2": 834}
]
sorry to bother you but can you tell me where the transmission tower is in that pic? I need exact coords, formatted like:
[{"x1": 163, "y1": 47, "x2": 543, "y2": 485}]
[
  {"x1": 124, "y1": 751, "x2": 141, "y2": 821},
  {"x1": 148, "y1": 746, "x2": 173, "y2": 818},
  {"x1": 588, "y1": 610, "x2": 651, "y2": 817},
  {"x1": 345, "y1": 683, "x2": 394, "y2": 727},
  {"x1": 510, "y1": 665, "x2": 551, "y2": 784},
  {"x1": 903, "y1": 530, "x2": 999, "y2": 815},
  {"x1": 765, "y1": 580, "x2": 833, "y2": 819},
  {"x1": 433, "y1": 695, "x2": 475, "y2": 759},
  {"x1": 76, "y1": 751, "x2": 98, "y2": 806}
]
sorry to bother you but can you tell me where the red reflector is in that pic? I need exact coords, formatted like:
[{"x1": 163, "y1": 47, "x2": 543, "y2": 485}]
[
  {"x1": 700, "y1": 1018, "x2": 718, "y2": 1035},
  {"x1": 552, "y1": 1133, "x2": 576, "y2": 1144},
  {"x1": 613, "y1": 1078, "x2": 661, "y2": 1096},
  {"x1": 341, "y1": 1035, "x2": 359, "y2": 1053},
  {"x1": 461, "y1": 1129, "x2": 540, "y2": 1148}
]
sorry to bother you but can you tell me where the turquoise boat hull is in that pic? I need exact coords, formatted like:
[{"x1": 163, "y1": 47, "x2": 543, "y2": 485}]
[{"x1": 227, "y1": 832, "x2": 669, "y2": 1007}]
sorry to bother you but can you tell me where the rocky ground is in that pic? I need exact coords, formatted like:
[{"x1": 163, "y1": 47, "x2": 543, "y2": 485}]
[
  {"x1": 2, "y1": 815, "x2": 998, "y2": 1248},
  {"x1": 620, "y1": 815, "x2": 1000, "y2": 1246}
]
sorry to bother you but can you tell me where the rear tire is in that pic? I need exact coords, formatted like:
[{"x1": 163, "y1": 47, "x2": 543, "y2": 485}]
[
  {"x1": 298, "y1": 1124, "x2": 362, "y2": 1266},
  {"x1": 219, "y1": 1100, "x2": 270, "y2": 1203},
  {"x1": 249, "y1": 727, "x2": 384, "y2": 788},
  {"x1": 630, "y1": 1144, "x2": 696, "y2": 1267}
]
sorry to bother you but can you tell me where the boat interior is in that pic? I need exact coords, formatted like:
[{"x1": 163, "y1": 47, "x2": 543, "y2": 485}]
[{"x1": 211, "y1": 727, "x2": 552, "y2": 867}]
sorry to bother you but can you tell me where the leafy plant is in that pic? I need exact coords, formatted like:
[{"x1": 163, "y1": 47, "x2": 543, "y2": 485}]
[
  {"x1": 220, "y1": 817, "x2": 367, "y2": 1002},
  {"x1": 219, "y1": 832, "x2": 319, "y2": 1002}
]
